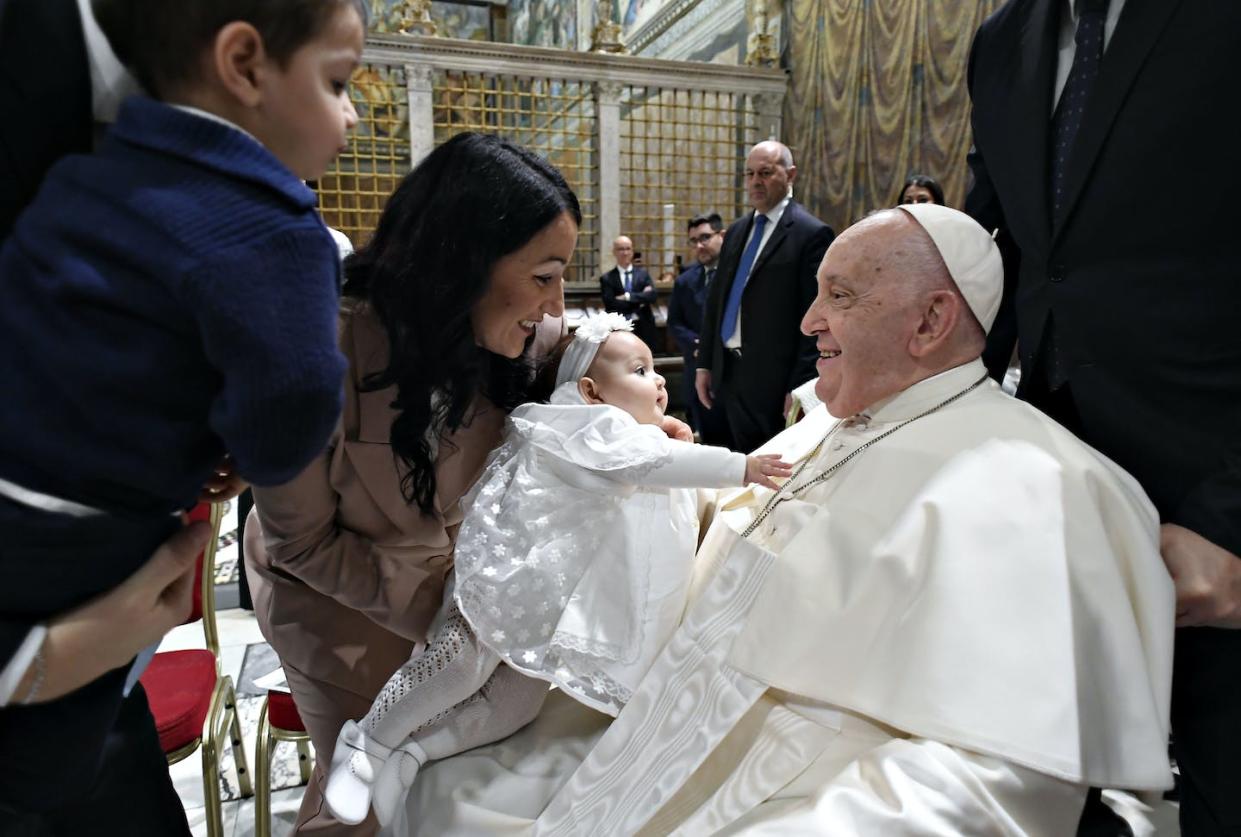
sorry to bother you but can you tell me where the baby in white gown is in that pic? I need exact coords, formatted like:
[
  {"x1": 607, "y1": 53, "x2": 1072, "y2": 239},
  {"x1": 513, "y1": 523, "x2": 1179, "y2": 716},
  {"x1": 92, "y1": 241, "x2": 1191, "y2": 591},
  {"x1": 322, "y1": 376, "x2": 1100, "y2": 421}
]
[{"x1": 323, "y1": 313, "x2": 790, "y2": 826}]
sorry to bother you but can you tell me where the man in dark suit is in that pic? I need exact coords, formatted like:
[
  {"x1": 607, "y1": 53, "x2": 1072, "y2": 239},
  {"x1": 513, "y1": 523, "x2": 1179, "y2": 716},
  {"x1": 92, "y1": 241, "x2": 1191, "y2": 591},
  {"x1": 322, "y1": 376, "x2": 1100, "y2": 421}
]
[
  {"x1": 966, "y1": 2, "x2": 1241, "y2": 834},
  {"x1": 0, "y1": 1, "x2": 193, "y2": 832},
  {"x1": 600, "y1": 234, "x2": 659, "y2": 351},
  {"x1": 668, "y1": 212, "x2": 727, "y2": 442},
  {"x1": 696, "y1": 141, "x2": 834, "y2": 453}
]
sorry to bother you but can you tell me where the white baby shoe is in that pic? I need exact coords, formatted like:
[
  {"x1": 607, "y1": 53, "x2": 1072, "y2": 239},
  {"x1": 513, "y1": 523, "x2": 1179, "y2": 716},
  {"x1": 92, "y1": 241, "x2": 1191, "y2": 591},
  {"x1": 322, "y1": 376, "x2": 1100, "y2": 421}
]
[
  {"x1": 324, "y1": 720, "x2": 393, "y2": 825},
  {"x1": 372, "y1": 739, "x2": 429, "y2": 827}
]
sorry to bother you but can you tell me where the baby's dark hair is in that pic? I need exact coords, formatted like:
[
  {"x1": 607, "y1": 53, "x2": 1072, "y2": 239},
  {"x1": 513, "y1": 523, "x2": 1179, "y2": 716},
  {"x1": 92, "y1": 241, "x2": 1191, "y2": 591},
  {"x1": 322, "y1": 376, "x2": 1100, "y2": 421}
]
[{"x1": 92, "y1": 0, "x2": 369, "y2": 99}]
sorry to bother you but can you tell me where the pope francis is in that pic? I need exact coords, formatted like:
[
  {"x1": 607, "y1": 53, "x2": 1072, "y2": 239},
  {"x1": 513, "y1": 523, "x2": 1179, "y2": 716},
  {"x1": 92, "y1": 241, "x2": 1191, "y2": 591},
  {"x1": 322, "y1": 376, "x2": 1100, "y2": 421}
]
[{"x1": 393, "y1": 205, "x2": 1175, "y2": 836}]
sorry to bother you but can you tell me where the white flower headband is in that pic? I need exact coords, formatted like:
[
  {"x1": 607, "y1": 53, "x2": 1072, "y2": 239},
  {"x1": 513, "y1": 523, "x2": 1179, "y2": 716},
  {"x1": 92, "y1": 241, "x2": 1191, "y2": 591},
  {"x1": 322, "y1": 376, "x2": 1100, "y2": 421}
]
[{"x1": 554, "y1": 312, "x2": 633, "y2": 389}]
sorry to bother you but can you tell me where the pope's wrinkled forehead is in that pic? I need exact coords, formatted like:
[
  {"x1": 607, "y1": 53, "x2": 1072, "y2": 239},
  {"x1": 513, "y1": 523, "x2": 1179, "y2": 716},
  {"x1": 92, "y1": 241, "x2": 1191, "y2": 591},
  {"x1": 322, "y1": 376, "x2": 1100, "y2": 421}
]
[{"x1": 817, "y1": 210, "x2": 948, "y2": 290}]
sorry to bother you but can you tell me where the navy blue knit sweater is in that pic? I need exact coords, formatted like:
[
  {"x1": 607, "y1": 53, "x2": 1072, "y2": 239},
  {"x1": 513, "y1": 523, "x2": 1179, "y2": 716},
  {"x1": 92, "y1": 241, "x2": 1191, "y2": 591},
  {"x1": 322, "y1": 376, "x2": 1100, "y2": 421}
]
[{"x1": 0, "y1": 97, "x2": 346, "y2": 515}]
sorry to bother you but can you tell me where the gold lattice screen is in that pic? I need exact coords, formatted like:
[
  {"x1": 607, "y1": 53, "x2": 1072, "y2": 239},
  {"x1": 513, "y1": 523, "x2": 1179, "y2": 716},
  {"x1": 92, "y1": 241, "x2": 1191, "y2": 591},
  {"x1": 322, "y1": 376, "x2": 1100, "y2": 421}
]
[
  {"x1": 620, "y1": 87, "x2": 759, "y2": 278},
  {"x1": 317, "y1": 63, "x2": 410, "y2": 246},
  {"x1": 431, "y1": 71, "x2": 599, "y2": 284},
  {"x1": 317, "y1": 63, "x2": 763, "y2": 285}
]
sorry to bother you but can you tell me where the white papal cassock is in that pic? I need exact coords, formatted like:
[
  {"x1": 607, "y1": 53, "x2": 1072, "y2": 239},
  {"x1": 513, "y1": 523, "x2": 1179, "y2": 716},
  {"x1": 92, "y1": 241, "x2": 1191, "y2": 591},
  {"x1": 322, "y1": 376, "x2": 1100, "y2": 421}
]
[{"x1": 396, "y1": 359, "x2": 1174, "y2": 837}]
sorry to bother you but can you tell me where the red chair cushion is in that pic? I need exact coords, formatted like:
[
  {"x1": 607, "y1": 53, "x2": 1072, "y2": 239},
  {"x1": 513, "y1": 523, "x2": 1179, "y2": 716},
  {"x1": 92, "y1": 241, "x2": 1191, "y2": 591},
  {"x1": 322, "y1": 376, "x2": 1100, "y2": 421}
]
[
  {"x1": 184, "y1": 503, "x2": 213, "y2": 622},
  {"x1": 141, "y1": 649, "x2": 218, "y2": 753},
  {"x1": 267, "y1": 690, "x2": 306, "y2": 732}
]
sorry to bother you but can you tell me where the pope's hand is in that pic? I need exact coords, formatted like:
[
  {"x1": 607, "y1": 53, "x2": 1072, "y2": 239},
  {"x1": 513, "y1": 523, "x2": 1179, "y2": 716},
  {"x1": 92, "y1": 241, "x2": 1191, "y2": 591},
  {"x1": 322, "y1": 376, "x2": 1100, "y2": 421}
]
[
  {"x1": 1160, "y1": 524, "x2": 1241, "y2": 628},
  {"x1": 744, "y1": 454, "x2": 793, "y2": 489},
  {"x1": 660, "y1": 415, "x2": 694, "y2": 442}
]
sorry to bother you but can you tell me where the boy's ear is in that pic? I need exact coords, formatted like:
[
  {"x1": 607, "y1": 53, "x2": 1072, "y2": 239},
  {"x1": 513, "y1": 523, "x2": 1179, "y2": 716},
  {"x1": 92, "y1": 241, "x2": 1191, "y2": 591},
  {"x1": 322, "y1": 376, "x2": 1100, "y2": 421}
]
[
  {"x1": 578, "y1": 377, "x2": 605, "y2": 405},
  {"x1": 211, "y1": 21, "x2": 267, "y2": 107}
]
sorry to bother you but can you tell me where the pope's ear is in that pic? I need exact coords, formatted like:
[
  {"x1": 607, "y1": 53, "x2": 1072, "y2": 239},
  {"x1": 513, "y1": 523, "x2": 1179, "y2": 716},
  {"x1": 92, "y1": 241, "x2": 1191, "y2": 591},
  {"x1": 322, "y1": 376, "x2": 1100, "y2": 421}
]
[
  {"x1": 578, "y1": 377, "x2": 606, "y2": 405},
  {"x1": 909, "y1": 289, "x2": 960, "y2": 357}
]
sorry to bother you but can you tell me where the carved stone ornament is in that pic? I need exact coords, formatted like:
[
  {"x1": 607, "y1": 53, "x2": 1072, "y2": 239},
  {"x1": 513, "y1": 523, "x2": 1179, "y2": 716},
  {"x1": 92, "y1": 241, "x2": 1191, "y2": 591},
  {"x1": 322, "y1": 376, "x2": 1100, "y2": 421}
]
[
  {"x1": 394, "y1": 0, "x2": 438, "y2": 37},
  {"x1": 590, "y1": 0, "x2": 626, "y2": 53},
  {"x1": 594, "y1": 80, "x2": 625, "y2": 103},
  {"x1": 746, "y1": 0, "x2": 777, "y2": 67}
]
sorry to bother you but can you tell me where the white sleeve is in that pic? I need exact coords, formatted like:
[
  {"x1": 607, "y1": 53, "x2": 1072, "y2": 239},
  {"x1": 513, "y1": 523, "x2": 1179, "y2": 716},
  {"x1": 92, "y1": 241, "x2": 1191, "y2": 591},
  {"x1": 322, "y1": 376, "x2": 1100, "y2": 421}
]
[
  {"x1": 604, "y1": 440, "x2": 746, "y2": 489},
  {"x1": 745, "y1": 738, "x2": 1088, "y2": 837}
]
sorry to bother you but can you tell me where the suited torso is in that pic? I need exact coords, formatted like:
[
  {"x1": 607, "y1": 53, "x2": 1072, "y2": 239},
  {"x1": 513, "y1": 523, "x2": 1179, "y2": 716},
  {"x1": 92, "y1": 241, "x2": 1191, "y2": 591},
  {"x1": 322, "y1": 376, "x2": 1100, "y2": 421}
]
[
  {"x1": 669, "y1": 263, "x2": 709, "y2": 363},
  {"x1": 700, "y1": 201, "x2": 831, "y2": 399},
  {"x1": 969, "y1": 0, "x2": 1241, "y2": 532},
  {"x1": 0, "y1": 0, "x2": 94, "y2": 238}
]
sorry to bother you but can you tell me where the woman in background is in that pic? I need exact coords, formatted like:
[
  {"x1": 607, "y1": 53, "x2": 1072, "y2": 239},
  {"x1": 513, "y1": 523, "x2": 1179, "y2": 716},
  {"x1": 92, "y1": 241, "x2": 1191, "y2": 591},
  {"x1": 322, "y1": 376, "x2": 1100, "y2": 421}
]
[{"x1": 897, "y1": 174, "x2": 945, "y2": 206}]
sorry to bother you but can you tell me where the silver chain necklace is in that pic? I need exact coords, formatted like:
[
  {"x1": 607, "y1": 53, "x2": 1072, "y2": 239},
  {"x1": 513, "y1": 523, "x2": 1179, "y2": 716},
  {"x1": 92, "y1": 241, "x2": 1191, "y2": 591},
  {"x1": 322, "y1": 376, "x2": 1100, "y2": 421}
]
[{"x1": 741, "y1": 372, "x2": 989, "y2": 539}]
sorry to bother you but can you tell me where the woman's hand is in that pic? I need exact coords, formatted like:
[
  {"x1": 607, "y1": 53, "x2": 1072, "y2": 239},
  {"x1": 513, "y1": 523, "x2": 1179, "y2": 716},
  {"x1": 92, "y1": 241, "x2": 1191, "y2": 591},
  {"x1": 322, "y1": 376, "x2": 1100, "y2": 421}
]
[
  {"x1": 198, "y1": 455, "x2": 249, "y2": 504},
  {"x1": 659, "y1": 415, "x2": 694, "y2": 442},
  {"x1": 744, "y1": 454, "x2": 793, "y2": 489}
]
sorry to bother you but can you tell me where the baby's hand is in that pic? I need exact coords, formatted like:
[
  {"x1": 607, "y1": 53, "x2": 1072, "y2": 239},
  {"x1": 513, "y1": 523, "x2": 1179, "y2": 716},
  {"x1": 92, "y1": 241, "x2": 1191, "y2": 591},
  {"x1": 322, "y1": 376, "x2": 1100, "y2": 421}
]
[
  {"x1": 659, "y1": 415, "x2": 694, "y2": 443},
  {"x1": 744, "y1": 454, "x2": 793, "y2": 489},
  {"x1": 198, "y1": 455, "x2": 249, "y2": 504}
]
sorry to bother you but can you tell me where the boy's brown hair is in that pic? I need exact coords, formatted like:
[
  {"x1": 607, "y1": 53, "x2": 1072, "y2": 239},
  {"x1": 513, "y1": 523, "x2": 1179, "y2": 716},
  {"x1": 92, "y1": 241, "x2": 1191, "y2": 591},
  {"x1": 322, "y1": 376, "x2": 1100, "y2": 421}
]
[{"x1": 91, "y1": 0, "x2": 369, "y2": 99}]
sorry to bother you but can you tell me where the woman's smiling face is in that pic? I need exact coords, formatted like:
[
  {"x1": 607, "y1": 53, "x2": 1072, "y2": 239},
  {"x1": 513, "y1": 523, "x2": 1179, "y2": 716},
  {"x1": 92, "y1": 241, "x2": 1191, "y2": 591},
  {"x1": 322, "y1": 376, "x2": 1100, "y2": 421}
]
[{"x1": 470, "y1": 211, "x2": 576, "y2": 358}]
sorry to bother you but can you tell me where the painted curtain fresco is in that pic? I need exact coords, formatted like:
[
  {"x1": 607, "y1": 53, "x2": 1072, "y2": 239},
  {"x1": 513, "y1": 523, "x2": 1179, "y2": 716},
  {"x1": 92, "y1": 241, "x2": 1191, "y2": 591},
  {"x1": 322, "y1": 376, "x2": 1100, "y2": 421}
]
[
  {"x1": 783, "y1": 0, "x2": 1003, "y2": 232},
  {"x1": 368, "y1": 0, "x2": 495, "y2": 40},
  {"x1": 510, "y1": 0, "x2": 577, "y2": 47}
]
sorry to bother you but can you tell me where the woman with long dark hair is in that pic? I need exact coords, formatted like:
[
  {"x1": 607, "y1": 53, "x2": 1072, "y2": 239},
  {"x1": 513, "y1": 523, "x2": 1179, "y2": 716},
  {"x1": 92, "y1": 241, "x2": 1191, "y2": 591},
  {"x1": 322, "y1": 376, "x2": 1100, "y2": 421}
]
[
  {"x1": 244, "y1": 132, "x2": 579, "y2": 835},
  {"x1": 897, "y1": 174, "x2": 945, "y2": 206}
]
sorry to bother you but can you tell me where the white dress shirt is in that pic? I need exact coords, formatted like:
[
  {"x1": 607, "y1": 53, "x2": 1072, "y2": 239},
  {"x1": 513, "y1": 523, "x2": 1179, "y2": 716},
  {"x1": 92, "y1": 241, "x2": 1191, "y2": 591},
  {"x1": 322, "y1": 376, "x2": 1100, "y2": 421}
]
[
  {"x1": 725, "y1": 191, "x2": 792, "y2": 348},
  {"x1": 75, "y1": 0, "x2": 140, "y2": 126}
]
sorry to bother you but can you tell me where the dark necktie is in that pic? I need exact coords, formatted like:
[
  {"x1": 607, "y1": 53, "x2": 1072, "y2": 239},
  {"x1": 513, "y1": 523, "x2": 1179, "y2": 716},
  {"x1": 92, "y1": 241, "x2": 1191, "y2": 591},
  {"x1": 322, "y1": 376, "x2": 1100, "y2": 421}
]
[
  {"x1": 623, "y1": 269, "x2": 632, "y2": 293},
  {"x1": 1050, "y1": 0, "x2": 1108, "y2": 219}
]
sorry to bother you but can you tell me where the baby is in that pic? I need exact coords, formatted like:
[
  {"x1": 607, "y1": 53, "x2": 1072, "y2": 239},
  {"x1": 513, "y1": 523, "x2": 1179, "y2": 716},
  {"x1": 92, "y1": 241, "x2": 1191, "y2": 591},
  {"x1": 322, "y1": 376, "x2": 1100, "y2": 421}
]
[{"x1": 324, "y1": 312, "x2": 790, "y2": 826}]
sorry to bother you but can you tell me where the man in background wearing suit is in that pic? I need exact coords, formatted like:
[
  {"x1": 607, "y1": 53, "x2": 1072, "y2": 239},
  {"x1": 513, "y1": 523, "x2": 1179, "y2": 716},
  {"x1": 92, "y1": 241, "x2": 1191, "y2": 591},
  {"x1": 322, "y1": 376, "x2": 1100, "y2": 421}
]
[
  {"x1": 668, "y1": 212, "x2": 728, "y2": 443},
  {"x1": 600, "y1": 234, "x2": 659, "y2": 351},
  {"x1": 967, "y1": 1, "x2": 1241, "y2": 834},
  {"x1": 696, "y1": 140, "x2": 834, "y2": 453}
]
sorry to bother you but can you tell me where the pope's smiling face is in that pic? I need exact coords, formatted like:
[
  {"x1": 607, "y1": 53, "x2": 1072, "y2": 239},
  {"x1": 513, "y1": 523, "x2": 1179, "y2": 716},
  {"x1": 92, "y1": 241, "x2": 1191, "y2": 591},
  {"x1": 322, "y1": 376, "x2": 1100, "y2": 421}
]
[{"x1": 800, "y1": 214, "x2": 928, "y2": 417}]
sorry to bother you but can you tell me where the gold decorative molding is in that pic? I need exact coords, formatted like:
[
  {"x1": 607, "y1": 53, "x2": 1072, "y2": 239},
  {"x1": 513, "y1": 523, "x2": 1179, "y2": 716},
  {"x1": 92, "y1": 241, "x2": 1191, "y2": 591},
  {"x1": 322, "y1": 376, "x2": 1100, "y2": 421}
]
[{"x1": 393, "y1": 0, "x2": 438, "y2": 36}]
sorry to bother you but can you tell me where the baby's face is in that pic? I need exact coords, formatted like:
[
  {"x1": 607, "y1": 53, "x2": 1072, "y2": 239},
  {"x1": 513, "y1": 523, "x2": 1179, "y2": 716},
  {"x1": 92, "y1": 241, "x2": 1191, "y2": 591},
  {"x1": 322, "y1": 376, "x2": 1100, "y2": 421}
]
[{"x1": 583, "y1": 331, "x2": 668, "y2": 426}]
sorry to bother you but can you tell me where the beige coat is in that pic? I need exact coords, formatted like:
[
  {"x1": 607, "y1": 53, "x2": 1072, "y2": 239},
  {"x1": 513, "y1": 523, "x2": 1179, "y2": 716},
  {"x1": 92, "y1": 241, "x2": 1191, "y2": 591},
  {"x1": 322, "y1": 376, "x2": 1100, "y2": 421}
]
[{"x1": 244, "y1": 302, "x2": 561, "y2": 834}]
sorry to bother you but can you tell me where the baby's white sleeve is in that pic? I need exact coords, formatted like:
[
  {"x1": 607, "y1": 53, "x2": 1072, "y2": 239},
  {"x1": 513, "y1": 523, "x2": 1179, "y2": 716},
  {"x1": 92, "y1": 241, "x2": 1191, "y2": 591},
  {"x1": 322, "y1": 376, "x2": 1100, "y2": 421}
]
[{"x1": 607, "y1": 440, "x2": 746, "y2": 489}]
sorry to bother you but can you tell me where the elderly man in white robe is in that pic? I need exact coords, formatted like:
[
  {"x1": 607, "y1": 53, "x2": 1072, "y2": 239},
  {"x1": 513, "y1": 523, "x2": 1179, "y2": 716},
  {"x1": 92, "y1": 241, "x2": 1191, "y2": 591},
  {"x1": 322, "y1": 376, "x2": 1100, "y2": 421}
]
[{"x1": 395, "y1": 204, "x2": 1175, "y2": 836}]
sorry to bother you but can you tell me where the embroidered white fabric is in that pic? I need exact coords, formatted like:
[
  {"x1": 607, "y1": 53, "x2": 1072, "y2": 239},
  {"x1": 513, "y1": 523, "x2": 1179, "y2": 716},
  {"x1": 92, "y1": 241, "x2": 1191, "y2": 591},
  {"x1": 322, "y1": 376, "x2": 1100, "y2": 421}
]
[
  {"x1": 362, "y1": 605, "x2": 501, "y2": 748},
  {"x1": 453, "y1": 401, "x2": 745, "y2": 716}
]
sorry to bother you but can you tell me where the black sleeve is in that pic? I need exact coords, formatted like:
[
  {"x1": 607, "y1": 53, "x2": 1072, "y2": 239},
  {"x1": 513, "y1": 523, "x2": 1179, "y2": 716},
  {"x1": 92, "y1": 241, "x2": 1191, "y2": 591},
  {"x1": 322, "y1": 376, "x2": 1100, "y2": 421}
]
[
  {"x1": 698, "y1": 220, "x2": 744, "y2": 372},
  {"x1": 787, "y1": 222, "x2": 835, "y2": 391},
  {"x1": 630, "y1": 269, "x2": 658, "y2": 304},
  {"x1": 963, "y1": 30, "x2": 1020, "y2": 383},
  {"x1": 600, "y1": 272, "x2": 623, "y2": 314}
]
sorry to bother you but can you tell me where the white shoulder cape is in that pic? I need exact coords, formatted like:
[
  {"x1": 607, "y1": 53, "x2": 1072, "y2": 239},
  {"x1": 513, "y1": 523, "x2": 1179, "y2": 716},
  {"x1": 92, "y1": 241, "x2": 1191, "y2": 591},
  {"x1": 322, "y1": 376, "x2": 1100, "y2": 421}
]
[{"x1": 729, "y1": 375, "x2": 1174, "y2": 791}]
